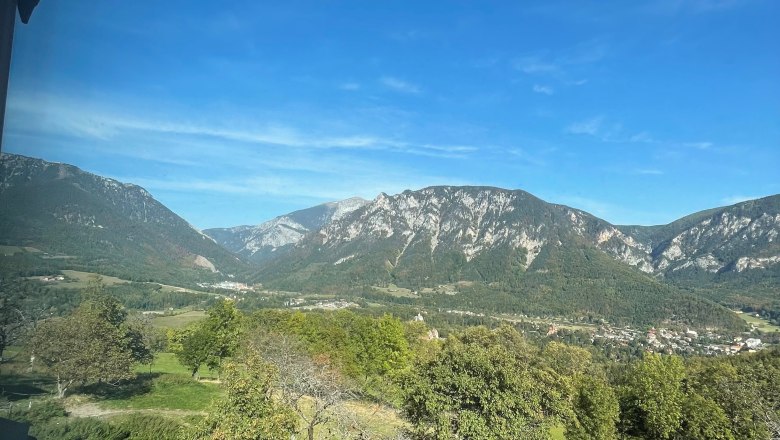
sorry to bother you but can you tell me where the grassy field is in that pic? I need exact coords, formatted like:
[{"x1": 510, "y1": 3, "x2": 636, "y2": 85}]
[
  {"x1": 97, "y1": 374, "x2": 222, "y2": 411},
  {"x1": 28, "y1": 270, "x2": 130, "y2": 289},
  {"x1": 0, "y1": 245, "x2": 41, "y2": 255},
  {"x1": 152, "y1": 311, "x2": 207, "y2": 329},
  {"x1": 739, "y1": 313, "x2": 780, "y2": 333},
  {"x1": 135, "y1": 353, "x2": 216, "y2": 378},
  {"x1": 158, "y1": 283, "x2": 215, "y2": 296},
  {"x1": 372, "y1": 284, "x2": 418, "y2": 298}
]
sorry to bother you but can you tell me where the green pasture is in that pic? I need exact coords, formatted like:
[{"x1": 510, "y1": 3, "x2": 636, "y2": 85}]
[{"x1": 739, "y1": 313, "x2": 780, "y2": 333}]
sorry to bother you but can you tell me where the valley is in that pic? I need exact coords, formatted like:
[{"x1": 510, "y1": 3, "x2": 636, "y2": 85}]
[{"x1": 1, "y1": 153, "x2": 779, "y2": 439}]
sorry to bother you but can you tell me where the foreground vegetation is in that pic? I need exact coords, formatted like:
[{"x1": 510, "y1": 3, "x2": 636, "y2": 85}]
[{"x1": 1, "y1": 277, "x2": 779, "y2": 439}]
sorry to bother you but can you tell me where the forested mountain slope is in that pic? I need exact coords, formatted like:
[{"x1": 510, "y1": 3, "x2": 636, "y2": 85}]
[{"x1": 0, "y1": 153, "x2": 250, "y2": 285}]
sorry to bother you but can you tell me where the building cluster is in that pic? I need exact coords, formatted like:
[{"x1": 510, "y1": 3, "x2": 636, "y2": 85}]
[
  {"x1": 444, "y1": 309, "x2": 486, "y2": 317},
  {"x1": 591, "y1": 324, "x2": 766, "y2": 356},
  {"x1": 196, "y1": 281, "x2": 252, "y2": 291},
  {"x1": 293, "y1": 299, "x2": 358, "y2": 311}
]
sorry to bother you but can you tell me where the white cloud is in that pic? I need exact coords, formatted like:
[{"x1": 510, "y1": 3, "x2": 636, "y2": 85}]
[
  {"x1": 379, "y1": 76, "x2": 421, "y2": 94},
  {"x1": 6, "y1": 92, "x2": 477, "y2": 159},
  {"x1": 532, "y1": 84, "x2": 554, "y2": 95},
  {"x1": 514, "y1": 58, "x2": 559, "y2": 75},
  {"x1": 339, "y1": 82, "x2": 361, "y2": 91},
  {"x1": 566, "y1": 117, "x2": 604, "y2": 136},
  {"x1": 566, "y1": 79, "x2": 589, "y2": 86}
]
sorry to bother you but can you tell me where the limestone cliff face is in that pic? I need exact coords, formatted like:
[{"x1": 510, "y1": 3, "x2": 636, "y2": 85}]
[{"x1": 619, "y1": 195, "x2": 780, "y2": 279}]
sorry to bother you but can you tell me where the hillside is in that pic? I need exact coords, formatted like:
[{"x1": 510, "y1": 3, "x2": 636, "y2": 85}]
[
  {"x1": 0, "y1": 153, "x2": 250, "y2": 286},
  {"x1": 619, "y1": 195, "x2": 780, "y2": 308}
]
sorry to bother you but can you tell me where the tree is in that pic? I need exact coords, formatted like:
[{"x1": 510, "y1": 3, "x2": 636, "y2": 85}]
[
  {"x1": 201, "y1": 299, "x2": 242, "y2": 372},
  {"x1": 27, "y1": 280, "x2": 149, "y2": 398},
  {"x1": 29, "y1": 305, "x2": 135, "y2": 398},
  {"x1": 400, "y1": 325, "x2": 564, "y2": 440},
  {"x1": 125, "y1": 313, "x2": 167, "y2": 374},
  {"x1": 174, "y1": 324, "x2": 212, "y2": 379},
  {"x1": 174, "y1": 300, "x2": 242, "y2": 379},
  {"x1": 566, "y1": 375, "x2": 619, "y2": 440},
  {"x1": 0, "y1": 291, "x2": 26, "y2": 363},
  {"x1": 191, "y1": 351, "x2": 297, "y2": 440},
  {"x1": 255, "y1": 333, "x2": 353, "y2": 440},
  {"x1": 686, "y1": 355, "x2": 775, "y2": 440},
  {"x1": 678, "y1": 392, "x2": 735, "y2": 440},
  {"x1": 0, "y1": 280, "x2": 49, "y2": 366},
  {"x1": 619, "y1": 353, "x2": 685, "y2": 440}
]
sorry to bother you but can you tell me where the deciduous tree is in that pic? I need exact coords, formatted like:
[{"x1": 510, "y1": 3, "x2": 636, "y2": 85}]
[
  {"x1": 29, "y1": 306, "x2": 134, "y2": 398},
  {"x1": 619, "y1": 353, "x2": 685, "y2": 440},
  {"x1": 400, "y1": 325, "x2": 564, "y2": 440},
  {"x1": 174, "y1": 299, "x2": 242, "y2": 379},
  {"x1": 191, "y1": 351, "x2": 297, "y2": 440},
  {"x1": 255, "y1": 333, "x2": 352, "y2": 440}
]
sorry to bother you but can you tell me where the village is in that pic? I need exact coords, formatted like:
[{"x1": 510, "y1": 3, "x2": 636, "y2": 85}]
[{"x1": 587, "y1": 324, "x2": 767, "y2": 356}]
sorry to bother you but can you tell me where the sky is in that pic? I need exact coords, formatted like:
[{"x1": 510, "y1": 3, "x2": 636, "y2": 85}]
[{"x1": 3, "y1": 0, "x2": 779, "y2": 229}]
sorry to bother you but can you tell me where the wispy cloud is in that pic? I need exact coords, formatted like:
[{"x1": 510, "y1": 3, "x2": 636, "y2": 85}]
[
  {"x1": 633, "y1": 168, "x2": 664, "y2": 175},
  {"x1": 514, "y1": 58, "x2": 560, "y2": 75},
  {"x1": 339, "y1": 82, "x2": 361, "y2": 91},
  {"x1": 379, "y1": 76, "x2": 421, "y2": 94},
  {"x1": 514, "y1": 39, "x2": 610, "y2": 85},
  {"x1": 507, "y1": 148, "x2": 548, "y2": 167},
  {"x1": 643, "y1": 0, "x2": 755, "y2": 15},
  {"x1": 565, "y1": 116, "x2": 711, "y2": 151},
  {"x1": 532, "y1": 84, "x2": 554, "y2": 95},
  {"x1": 566, "y1": 117, "x2": 604, "y2": 136},
  {"x1": 7, "y1": 92, "x2": 477, "y2": 158},
  {"x1": 114, "y1": 171, "x2": 473, "y2": 203},
  {"x1": 681, "y1": 141, "x2": 713, "y2": 150}
]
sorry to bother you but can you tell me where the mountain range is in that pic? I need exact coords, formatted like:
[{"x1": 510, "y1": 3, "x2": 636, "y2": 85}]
[
  {"x1": 239, "y1": 186, "x2": 778, "y2": 327},
  {"x1": 2, "y1": 153, "x2": 778, "y2": 329}
]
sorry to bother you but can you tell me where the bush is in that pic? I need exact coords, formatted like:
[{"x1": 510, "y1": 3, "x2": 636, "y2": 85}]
[
  {"x1": 7, "y1": 399, "x2": 67, "y2": 425},
  {"x1": 31, "y1": 417, "x2": 130, "y2": 440},
  {"x1": 115, "y1": 413, "x2": 186, "y2": 440}
]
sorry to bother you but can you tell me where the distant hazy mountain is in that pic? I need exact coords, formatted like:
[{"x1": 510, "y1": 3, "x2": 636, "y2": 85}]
[
  {"x1": 0, "y1": 153, "x2": 249, "y2": 285},
  {"x1": 204, "y1": 197, "x2": 368, "y2": 263},
  {"x1": 253, "y1": 186, "x2": 765, "y2": 329}
]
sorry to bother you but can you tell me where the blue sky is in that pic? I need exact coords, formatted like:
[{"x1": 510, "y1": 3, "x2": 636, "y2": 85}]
[{"x1": 4, "y1": 0, "x2": 779, "y2": 229}]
